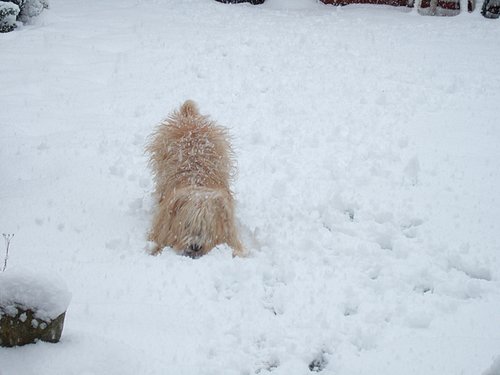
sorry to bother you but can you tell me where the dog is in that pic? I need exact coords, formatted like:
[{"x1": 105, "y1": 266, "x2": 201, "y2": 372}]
[{"x1": 146, "y1": 100, "x2": 244, "y2": 258}]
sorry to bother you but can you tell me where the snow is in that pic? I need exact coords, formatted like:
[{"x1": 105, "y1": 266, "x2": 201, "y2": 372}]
[
  {"x1": 0, "y1": 0, "x2": 499, "y2": 374},
  {"x1": 0, "y1": 269, "x2": 71, "y2": 321}
]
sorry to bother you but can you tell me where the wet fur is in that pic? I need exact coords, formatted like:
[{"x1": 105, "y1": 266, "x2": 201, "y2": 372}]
[{"x1": 146, "y1": 100, "x2": 244, "y2": 257}]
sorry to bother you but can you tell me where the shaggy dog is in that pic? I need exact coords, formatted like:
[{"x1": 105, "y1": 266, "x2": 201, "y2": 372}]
[{"x1": 146, "y1": 100, "x2": 244, "y2": 258}]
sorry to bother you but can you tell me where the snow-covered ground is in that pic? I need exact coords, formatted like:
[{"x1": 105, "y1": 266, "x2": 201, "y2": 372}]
[{"x1": 1, "y1": 0, "x2": 499, "y2": 374}]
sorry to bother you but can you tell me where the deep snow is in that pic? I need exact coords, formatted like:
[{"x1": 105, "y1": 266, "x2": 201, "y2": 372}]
[{"x1": 1, "y1": 0, "x2": 499, "y2": 374}]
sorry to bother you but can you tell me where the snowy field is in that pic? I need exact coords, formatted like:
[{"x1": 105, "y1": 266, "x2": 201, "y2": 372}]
[{"x1": 1, "y1": 0, "x2": 500, "y2": 374}]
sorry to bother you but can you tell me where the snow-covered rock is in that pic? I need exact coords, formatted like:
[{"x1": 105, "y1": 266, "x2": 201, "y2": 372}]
[{"x1": 0, "y1": 269, "x2": 71, "y2": 346}]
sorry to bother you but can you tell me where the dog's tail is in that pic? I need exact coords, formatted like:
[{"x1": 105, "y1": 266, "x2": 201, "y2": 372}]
[{"x1": 179, "y1": 100, "x2": 199, "y2": 117}]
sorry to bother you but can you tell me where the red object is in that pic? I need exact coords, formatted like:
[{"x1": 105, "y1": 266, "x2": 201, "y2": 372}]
[
  {"x1": 418, "y1": 0, "x2": 460, "y2": 15},
  {"x1": 214, "y1": 0, "x2": 265, "y2": 3},
  {"x1": 321, "y1": 0, "x2": 413, "y2": 6},
  {"x1": 438, "y1": 0, "x2": 460, "y2": 10}
]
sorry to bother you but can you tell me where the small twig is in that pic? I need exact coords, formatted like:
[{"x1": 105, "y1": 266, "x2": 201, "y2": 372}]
[{"x1": 2, "y1": 233, "x2": 14, "y2": 272}]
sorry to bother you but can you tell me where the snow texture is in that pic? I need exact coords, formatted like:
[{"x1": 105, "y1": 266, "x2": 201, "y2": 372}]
[
  {"x1": 0, "y1": 0, "x2": 499, "y2": 374},
  {"x1": 0, "y1": 269, "x2": 71, "y2": 321}
]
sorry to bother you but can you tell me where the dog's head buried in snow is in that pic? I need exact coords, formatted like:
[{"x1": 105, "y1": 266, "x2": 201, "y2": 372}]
[{"x1": 146, "y1": 100, "x2": 244, "y2": 258}]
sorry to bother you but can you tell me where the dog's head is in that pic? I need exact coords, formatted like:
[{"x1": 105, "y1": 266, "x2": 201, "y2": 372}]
[
  {"x1": 184, "y1": 243, "x2": 205, "y2": 259},
  {"x1": 167, "y1": 187, "x2": 234, "y2": 258}
]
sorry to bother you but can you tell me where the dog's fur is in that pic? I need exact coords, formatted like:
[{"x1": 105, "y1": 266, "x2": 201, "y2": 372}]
[{"x1": 146, "y1": 100, "x2": 244, "y2": 258}]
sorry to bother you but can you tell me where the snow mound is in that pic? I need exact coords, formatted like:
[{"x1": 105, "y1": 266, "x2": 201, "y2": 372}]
[{"x1": 0, "y1": 268, "x2": 71, "y2": 321}]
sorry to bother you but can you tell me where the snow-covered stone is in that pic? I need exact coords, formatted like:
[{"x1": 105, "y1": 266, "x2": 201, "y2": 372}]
[{"x1": 0, "y1": 269, "x2": 71, "y2": 346}]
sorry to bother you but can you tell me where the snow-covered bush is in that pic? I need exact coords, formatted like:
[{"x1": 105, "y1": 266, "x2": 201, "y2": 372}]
[
  {"x1": 0, "y1": 0, "x2": 49, "y2": 31},
  {"x1": 0, "y1": 2, "x2": 19, "y2": 33},
  {"x1": 481, "y1": 0, "x2": 500, "y2": 18},
  {"x1": 16, "y1": 0, "x2": 48, "y2": 23}
]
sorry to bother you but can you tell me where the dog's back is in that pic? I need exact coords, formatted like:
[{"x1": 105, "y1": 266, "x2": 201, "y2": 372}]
[{"x1": 147, "y1": 100, "x2": 234, "y2": 194}]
